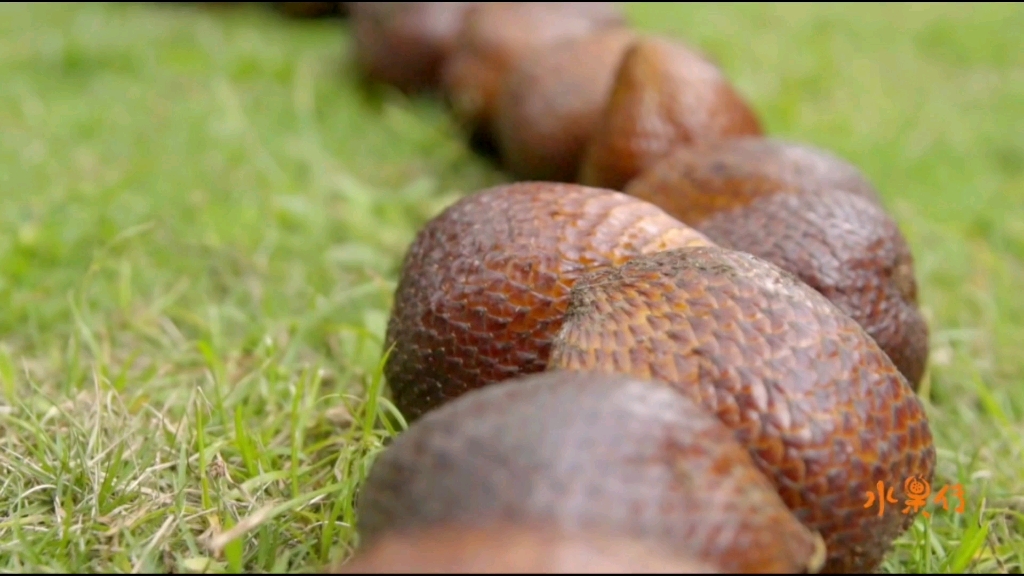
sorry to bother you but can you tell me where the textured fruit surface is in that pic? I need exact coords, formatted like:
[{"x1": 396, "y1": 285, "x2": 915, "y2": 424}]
[
  {"x1": 579, "y1": 37, "x2": 763, "y2": 190},
  {"x1": 351, "y1": 2, "x2": 479, "y2": 93},
  {"x1": 356, "y1": 371, "x2": 827, "y2": 574},
  {"x1": 625, "y1": 144, "x2": 928, "y2": 388},
  {"x1": 331, "y1": 522, "x2": 724, "y2": 574},
  {"x1": 622, "y1": 137, "x2": 885, "y2": 220},
  {"x1": 494, "y1": 29, "x2": 638, "y2": 182},
  {"x1": 441, "y1": 2, "x2": 626, "y2": 142},
  {"x1": 383, "y1": 182, "x2": 710, "y2": 422},
  {"x1": 547, "y1": 246, "x2": 936, "y2": 574}
]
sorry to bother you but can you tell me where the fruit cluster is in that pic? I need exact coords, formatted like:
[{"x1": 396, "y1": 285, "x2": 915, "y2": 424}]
[{"x1": 269, "y1": 3, "x2": 937, "y2": 574}]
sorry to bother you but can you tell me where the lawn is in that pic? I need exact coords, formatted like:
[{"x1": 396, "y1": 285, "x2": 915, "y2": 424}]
[{"x1": 0, "y1": 2, "x2": 1021, "y2": 573}]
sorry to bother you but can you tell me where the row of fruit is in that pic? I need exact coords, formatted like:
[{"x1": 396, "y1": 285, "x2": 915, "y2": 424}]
[{"x1": 222, "y1": 4, "x2": 938, "y2": 574}]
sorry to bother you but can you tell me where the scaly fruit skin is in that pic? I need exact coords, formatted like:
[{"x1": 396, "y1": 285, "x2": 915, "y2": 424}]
[
  {"x1": 441, "y1": 2, "x2": 627, "y2": 144},
  {"x1": 494, "y1": 29, "x2": 638, "y2": 182},
  {"x1": 356, "y1": 371, "x2": 827, "y2": 574},
  {"x1": 579, "y1": 37, "x2": 763, "y2": 190},
  {"x1": 623, "y1": 137, "x2": 885, "y2": 220},
  {"x1": 547, "y1": 246, "x2": 936, "y2": 574},
  {"x1": 624, "y1": 140, "x2": 928, "y2": 389},
  {"x1": 383, "y1": 182, "x2": 710, "y2": 422},
  {"x1": 330, "y1": 522, "x2": 724, "y2": 574},
  {"x1": 350, "y1": 3, "x2": 480, "y2": 94}
]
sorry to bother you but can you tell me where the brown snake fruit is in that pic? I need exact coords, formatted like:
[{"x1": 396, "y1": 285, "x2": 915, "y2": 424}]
[
  {"x1": 350, "y1": 3, "x2": 481, "y2": 94},
  {"x1": 355, "y1": 370, "x2": 827, "y2": 574},
  {"x1": 494, "y1": 28, "x2": 639, "y2": 182},
  {"x1": 546, "y1": 245, "x2": 936, "y2": 573},
  {"x1": 579, "y1": 36, "x2": 764, "y2": 190},
  {"x1": 623, "y1": 138, "x2": 929, "y2": 389},
  {"x1": 441, "y1": 2, "x2": 627, "y2": 145},
  {"x1": 330, "y1": 523, "x2": 724, "y2": 574},
  {"x1": 382, "y1": 181, "x2": 711, "y2": 422},
  {"x1": 622, "y1": 136, "x2": 886, "y2": 217}
]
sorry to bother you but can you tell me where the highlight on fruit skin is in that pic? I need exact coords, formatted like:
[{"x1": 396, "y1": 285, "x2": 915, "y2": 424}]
[
  {"x1": 578, "y1": 36, "x2": 764, "y2": 190},
  {"x1": 441, "y1": 2, "x2": 627, "y2": 145},
  {"x1": 494, "y1": 28, "x2": 638, "y2": 182},
  {"x1": 382, "y1": 181, "x2": 711, "y2": 422},
  {"x1": 355, "y1": 370, "x2": 828, "y2": 574},
  {"x1": 546, "y1": 245, "x2": 936, "y2": 574},
  {"x1": 624, "y1": 137, "x2": 887, "y2": 220},
  {"x1": 328, "y1": 522, "x2": 725, "y2": 574},
  {"x1": 350, "y1": 2, "x2": 480, "y2": 94},
  {"x1": 623, "y1": 138, "x2": 929, "y2": 389}
]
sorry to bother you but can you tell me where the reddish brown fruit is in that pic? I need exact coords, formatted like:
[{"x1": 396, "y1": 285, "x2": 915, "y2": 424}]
[
  {"x1": 624, "y1": 139, "x2": 928, "y2": 389},
  {"x1": 383, "y1": 182, "x2": 711, "y2": 422},
  {"x1": 624, "y1": 137, "x2": 886, "y2": 217},
  {"x1": 494, "y1": 28, "x2": 638, "y2": 182},
  {"x1": 547, "y1": 246, "x2": 937, "y2": 574},
  {"x1": 441, "y1": 3, "x2": 627, "y2": 144},
  {"x1": 350, "y1": 3, "x2": 480, "y2": 94},
  {"x1": 356, "y1": 371, "x2": 827, "y2": 574},
  {"x1": 578, "y1": 37, "x2": 763, "y2": 190},
  {"x1": 330, "y1": 523, "x2": 724, "y2": 574}
]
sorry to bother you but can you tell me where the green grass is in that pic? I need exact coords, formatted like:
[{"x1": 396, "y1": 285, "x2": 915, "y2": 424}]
[{"x1": 0, "y1": 2, "x2": 1020, "y2": 573}]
